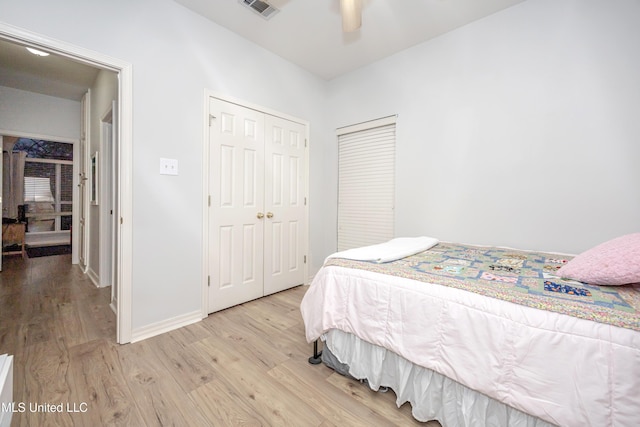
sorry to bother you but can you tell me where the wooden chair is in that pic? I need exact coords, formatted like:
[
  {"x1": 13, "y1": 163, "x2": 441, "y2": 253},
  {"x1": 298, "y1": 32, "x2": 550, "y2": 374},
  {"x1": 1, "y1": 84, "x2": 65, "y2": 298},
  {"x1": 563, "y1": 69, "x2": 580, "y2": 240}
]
[{"x1": 2, "y1": 222, "x2": 26, "y2": 259}]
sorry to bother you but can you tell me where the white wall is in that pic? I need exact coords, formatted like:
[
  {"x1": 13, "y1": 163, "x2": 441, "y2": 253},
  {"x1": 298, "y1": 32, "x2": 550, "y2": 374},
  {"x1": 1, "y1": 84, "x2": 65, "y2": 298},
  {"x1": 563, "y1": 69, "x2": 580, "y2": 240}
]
[
  {"x1": 0, "y1": 0, "x2": 329, "y2": 331},
  {"x1": 0, "y1": 86, "x2": 80, "y2": 139},
  {"x1": 326, "y1": 0, "x2": 640, "y2": 255}
]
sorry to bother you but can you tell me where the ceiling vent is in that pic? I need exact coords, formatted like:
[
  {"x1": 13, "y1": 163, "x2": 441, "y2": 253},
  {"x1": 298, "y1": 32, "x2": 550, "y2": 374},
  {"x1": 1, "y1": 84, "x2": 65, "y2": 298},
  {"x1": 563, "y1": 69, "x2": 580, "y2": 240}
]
[{"x1": 240, "y1": 0, "x2": 280, "y2": 20}]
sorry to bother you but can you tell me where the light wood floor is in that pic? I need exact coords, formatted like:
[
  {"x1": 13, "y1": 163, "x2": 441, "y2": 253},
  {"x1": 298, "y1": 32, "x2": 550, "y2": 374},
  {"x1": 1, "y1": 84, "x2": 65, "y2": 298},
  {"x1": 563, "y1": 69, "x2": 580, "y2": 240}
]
[{"x1": 0, "y1": 254, "x2": 441, "y2": 426}]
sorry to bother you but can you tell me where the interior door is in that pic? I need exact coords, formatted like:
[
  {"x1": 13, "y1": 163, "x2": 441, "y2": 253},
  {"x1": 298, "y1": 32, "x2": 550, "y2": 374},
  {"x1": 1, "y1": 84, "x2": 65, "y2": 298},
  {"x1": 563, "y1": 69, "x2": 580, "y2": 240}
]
[
  {"x1": 208, "y1": 99, "x2": 265, "y2": 313},
  {"x1": 263, "y1": 115, "x2": 306, "y2": 295}
]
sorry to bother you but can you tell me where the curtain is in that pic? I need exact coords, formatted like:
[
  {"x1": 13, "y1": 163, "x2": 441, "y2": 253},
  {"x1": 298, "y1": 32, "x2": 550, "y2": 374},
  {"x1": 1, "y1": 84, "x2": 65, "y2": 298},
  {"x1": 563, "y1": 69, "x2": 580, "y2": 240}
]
[
  {"x1": 2, "y1": 151, "x2": 10, "y2": 218},
  {"x1": 9, "y1": 151, "x2": 26, "y2": 219}
]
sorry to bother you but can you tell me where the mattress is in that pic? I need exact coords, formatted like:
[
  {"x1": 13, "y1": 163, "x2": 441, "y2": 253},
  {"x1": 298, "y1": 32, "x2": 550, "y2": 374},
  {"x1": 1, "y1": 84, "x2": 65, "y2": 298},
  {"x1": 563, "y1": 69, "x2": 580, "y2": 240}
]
[{"x1": 300, "y1": 243, "x2": 640, "y2": 426}]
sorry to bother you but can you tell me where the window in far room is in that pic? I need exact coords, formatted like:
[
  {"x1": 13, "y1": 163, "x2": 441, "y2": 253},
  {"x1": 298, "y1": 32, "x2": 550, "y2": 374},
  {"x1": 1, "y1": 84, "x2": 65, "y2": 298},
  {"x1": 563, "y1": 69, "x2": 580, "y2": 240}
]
[{"x1": 13, "y1": 138, "x2": 73, "y2": 234}]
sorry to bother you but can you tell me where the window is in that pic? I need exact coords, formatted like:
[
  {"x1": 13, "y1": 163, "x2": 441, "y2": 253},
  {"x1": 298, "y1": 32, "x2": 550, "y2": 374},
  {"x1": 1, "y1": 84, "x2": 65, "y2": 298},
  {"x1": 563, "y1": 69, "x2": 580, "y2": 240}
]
[
  {"x1": 13, "y1": 139, "x2": 73, "y2": 161},
  {"x1": 13, "y1": 138, "x2": 73, "y2": 233},
  {"x1": 336, "y1": 116, "x2": 396, "y2": 251}
]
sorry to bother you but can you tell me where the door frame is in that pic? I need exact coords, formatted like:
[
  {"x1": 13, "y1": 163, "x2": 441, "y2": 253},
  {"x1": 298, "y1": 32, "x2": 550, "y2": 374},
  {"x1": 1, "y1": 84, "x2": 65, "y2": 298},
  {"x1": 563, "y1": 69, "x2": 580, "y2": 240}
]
[
  {"x1": 0, "y1": 23, "x2": 134, "y2": 344},
  {"x1": 201, "y1": 90, "x2": 310, "y2": 317},
  {"x1": 99, "y1": 106, "x2": 114, "y2": 289}
]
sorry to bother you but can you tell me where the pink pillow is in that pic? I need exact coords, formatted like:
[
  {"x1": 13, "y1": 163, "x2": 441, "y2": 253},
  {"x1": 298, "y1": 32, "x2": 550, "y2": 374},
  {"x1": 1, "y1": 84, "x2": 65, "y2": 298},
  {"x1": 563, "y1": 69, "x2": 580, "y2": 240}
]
[{"x1": 557, "y1": 233, "x2": 640, "y2": 286}]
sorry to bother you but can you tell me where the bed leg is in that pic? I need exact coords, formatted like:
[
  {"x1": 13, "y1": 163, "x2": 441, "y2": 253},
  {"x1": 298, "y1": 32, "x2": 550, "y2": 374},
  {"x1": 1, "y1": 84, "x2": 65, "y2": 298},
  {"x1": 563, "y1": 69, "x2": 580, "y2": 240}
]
[{"x1": 308, "y1": 339, "x2": 323, "y2": 365}]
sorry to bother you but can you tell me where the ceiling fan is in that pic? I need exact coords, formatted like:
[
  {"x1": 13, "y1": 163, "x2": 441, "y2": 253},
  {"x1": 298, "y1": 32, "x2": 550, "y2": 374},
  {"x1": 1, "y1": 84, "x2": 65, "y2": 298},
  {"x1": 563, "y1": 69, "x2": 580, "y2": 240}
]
[{"x1": 340, "y1": 0, "x2": 363, "y2": 32}]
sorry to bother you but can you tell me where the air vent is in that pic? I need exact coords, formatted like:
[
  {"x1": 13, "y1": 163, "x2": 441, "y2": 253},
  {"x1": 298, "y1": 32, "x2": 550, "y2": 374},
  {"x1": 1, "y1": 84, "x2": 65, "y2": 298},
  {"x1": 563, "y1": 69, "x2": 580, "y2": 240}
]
[{"x1": 240, "y1": 0, "x2": 280, "y2": 20}]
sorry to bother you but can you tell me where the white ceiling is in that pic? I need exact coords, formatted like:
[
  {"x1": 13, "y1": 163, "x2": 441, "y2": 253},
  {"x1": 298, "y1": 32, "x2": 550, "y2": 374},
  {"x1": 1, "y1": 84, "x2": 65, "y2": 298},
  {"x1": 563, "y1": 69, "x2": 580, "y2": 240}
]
[
  {"x1": 174, "y1": 0, "x2": 526, "y2": 80},
  {"x1": 0, "y1": 38, "x2": 100, "y2": 101},
  {"x1": 0, "y1": 0, "x2": 526, "y2": 100}
]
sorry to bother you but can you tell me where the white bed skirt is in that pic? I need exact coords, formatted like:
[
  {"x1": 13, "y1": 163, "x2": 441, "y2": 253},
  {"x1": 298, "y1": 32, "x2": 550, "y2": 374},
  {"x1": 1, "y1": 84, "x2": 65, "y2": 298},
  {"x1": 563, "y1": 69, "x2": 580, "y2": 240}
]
[{"x1": 324, "y1": 329, "x2": 555, "y2": 427}]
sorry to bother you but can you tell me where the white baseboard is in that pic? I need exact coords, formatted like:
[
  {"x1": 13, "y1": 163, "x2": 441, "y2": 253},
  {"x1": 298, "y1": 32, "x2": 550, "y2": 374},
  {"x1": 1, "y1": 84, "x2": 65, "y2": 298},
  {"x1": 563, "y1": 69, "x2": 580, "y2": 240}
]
[
  {"x1": 131, "y1": 310, "x2": 203, "y2": 343},
  {"x1": 86, "y1": 268, "x2": 99, "y2": 288}
]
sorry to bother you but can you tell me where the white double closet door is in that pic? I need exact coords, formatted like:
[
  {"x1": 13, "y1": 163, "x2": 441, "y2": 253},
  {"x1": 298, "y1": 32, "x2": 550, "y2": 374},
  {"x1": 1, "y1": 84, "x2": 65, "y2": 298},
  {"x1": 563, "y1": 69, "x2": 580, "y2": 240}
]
[{"x1": 207, "y1": 97, "x2": 307, "y2": 313}]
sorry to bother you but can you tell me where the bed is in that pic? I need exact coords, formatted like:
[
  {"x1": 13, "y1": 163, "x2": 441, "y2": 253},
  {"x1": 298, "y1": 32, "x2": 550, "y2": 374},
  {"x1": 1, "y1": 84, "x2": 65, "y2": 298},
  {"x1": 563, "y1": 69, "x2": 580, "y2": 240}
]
[{"x1": 300, "y1": 236, "x2": 640, "y2": 426}]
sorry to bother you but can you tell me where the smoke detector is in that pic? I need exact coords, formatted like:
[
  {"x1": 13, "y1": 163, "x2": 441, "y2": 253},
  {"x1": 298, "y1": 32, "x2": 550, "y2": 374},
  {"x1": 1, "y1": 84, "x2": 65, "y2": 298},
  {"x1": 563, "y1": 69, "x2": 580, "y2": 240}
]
[{"x1": 240, "y1": 0, "x2": 280, "y2": 20}]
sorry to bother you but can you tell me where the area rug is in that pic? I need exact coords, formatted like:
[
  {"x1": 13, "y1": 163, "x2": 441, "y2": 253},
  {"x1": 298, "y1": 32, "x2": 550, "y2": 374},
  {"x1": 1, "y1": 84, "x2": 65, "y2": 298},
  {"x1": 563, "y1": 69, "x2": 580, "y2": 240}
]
[{"x1": 26, "y1": 245, "x2": 72, "y2": 258}]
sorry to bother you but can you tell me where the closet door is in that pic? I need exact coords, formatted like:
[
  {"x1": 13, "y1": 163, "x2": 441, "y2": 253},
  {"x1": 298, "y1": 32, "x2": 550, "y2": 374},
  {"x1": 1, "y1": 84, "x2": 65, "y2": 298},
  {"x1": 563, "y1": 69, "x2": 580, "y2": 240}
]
[
  {"x1": 263, "y1": 115, "x2": 306, "y2": 295},
  {"x1": 208, "y1": 99, "x2": 265, "y2": 312}
]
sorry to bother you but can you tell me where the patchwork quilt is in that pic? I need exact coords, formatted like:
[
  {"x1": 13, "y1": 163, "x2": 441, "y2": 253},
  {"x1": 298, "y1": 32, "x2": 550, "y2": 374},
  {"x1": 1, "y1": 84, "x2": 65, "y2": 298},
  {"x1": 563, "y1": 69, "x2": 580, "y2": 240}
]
[{"x1": 325, "y1": 242, "x2": 640, "y2": 331}]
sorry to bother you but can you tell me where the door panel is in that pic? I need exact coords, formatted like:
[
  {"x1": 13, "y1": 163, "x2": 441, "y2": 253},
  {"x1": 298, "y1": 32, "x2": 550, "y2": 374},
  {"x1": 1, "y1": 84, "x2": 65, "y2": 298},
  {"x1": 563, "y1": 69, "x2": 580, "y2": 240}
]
[
  {"x1": 288, "y1": 220, "x2": 300, "y2": 271},
  {"x1": 242, "y1": 224, "x2": 257, "y2": 282},
  {"x1": 209, "y1": 99, "x2": 265, "y2": 312},
  {"x1": 263, "y1": 115, "x2": 306, "y2": 295}
]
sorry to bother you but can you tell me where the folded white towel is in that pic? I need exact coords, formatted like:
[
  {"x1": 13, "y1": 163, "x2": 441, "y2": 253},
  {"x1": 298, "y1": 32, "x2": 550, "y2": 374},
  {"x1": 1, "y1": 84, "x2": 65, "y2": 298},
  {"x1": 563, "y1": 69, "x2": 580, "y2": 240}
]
[{"x1": 326, "y1": 236, "x2": 439, "y2": 264}]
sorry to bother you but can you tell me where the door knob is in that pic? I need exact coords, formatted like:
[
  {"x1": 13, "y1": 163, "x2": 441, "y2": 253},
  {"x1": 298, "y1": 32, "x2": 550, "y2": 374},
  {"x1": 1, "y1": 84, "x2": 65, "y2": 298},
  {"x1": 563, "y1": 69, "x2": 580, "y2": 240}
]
[
  {"x1": 266, "y1": 212, "x2": 273, "y2": 219},
  {"x1": 257, "y1": 212, "x2": 264, "y2": 219}
]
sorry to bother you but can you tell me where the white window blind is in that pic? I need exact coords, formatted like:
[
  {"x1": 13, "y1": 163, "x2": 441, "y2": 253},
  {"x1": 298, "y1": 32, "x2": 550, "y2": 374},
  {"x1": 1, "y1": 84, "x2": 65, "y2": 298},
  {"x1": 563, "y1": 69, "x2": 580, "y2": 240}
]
[
  {"x1": 24, "y1": 177, "x2": 54, "y2": 203},
  {"x1": 337, "y1": 116, "x2": 396, "y2": 251}
]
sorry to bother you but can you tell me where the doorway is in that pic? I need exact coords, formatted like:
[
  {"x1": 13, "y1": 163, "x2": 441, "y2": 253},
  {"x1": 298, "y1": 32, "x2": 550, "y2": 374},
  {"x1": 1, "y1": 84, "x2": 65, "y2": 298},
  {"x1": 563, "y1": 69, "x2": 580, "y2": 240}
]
[
  {"x1": 0, "y1": 23, "x2": 133, "y2": 344},
  {"x1": 1, "y1": 135, "x2": 75, "y2": 261}
]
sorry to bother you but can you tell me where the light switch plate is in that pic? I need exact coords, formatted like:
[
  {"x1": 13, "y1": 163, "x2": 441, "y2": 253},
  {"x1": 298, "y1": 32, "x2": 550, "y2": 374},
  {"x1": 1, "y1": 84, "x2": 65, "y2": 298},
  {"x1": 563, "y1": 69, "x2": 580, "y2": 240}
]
[{"x1": 160, "y1": 158, "x2": 178, "y2": 175}]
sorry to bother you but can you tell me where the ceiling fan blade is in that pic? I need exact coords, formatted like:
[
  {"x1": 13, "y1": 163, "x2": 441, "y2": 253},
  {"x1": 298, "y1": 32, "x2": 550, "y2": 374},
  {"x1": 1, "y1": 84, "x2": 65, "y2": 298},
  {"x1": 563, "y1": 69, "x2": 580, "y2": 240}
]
[{"x1": 340, "y1": 0, "x2": 362, "y2": 32}]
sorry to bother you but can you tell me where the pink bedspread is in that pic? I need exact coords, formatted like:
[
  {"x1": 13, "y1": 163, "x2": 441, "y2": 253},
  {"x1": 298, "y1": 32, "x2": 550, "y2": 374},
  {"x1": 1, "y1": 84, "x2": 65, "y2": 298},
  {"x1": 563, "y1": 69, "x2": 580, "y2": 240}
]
[{"x1": 301, "y1": 262, "x2": 640, "y2": 426}]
